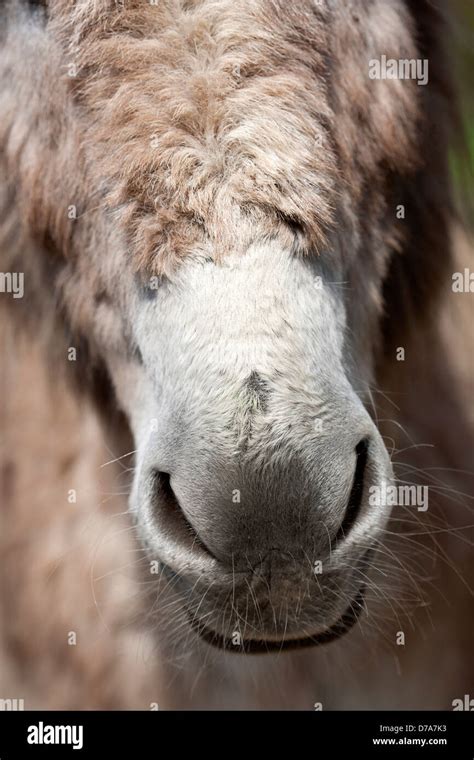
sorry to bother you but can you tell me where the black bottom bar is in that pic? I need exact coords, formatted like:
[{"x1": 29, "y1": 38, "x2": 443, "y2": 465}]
[{"x1": 0, "y1": 710, "x2": 473, "y2": 757}]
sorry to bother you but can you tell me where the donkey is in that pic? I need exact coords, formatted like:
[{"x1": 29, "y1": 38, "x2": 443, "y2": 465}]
[{"x1": 0, "y1": 0, "x2": 473, "y2": 709}]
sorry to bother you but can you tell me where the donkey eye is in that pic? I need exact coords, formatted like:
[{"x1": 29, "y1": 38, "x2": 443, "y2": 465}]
[{"x1": 26, "y1": 0, "x2": 48, "y2": 10}]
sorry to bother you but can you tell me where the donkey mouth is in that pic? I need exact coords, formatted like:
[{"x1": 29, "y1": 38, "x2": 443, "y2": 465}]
[{"x1": 187, "y1": 588, "x2": 366, "y2": 654}]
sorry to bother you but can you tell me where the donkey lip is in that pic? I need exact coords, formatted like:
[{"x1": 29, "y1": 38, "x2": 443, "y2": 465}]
[{"x1": 187, "y1": 588, "x2": 366, "y2": 654}]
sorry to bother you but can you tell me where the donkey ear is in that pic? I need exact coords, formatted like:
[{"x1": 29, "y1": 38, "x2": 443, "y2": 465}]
[{"x1": 380, "y1": 0, "x2": 457, "y2": 356}]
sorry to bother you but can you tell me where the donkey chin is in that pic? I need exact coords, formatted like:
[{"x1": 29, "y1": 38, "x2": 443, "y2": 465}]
[{"x1": 117, "y1": 243, "x2": 393, "y2": 654}]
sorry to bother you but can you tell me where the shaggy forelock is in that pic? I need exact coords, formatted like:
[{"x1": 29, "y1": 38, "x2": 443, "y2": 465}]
[{"x1": 49, "y1": 0, "x2": 420, "y2": 274}]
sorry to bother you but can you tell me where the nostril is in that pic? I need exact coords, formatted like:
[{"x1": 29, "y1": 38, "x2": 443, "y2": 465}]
[
  {"x1": 334, "y1": 438, "x2": 369, "y2": 544},
  {"x1": 155, "y1": 471, "x2": 175, "y2": 504},
  {"x1": 152, "y1": 470, "x2": 215, "y2": 558}
]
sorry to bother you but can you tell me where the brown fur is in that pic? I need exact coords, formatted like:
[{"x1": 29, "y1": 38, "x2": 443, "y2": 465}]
[
  {"x1": 0, "y1": 2, "x2": 454, "y2": 364},
  {"x1": 0, "y1": 0, "x2": 472, "y2": 708}
]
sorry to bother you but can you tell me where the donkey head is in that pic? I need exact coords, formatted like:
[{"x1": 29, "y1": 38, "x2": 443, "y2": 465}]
[{"x1": 1, "y1": 0, "x2": 452, "y2": 650}]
